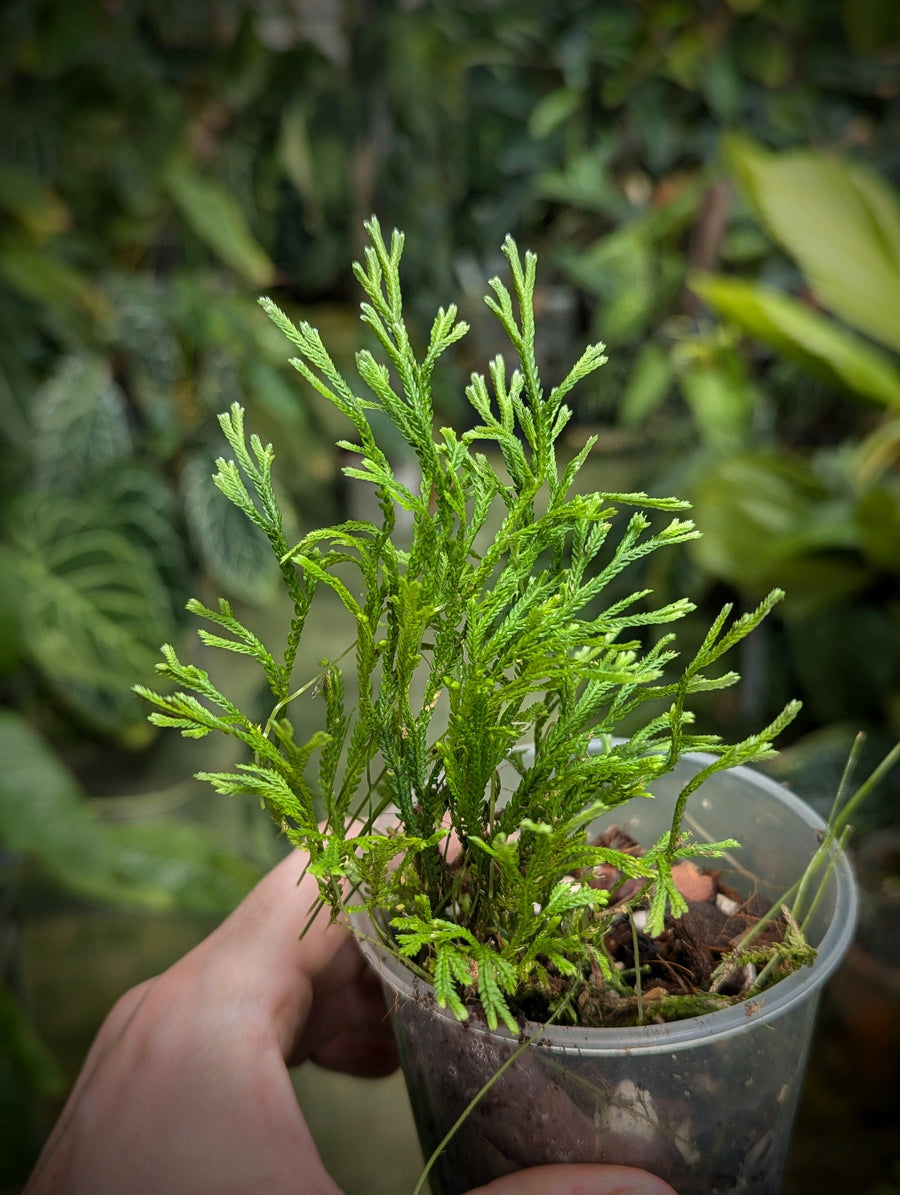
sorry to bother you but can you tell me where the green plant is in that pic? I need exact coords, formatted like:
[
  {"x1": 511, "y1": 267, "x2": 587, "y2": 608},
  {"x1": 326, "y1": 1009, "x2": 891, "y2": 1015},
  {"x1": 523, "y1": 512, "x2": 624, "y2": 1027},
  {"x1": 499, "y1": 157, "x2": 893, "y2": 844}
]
[{"x1": 138, "y1": 217, "x2": 801, "y2": 1033}]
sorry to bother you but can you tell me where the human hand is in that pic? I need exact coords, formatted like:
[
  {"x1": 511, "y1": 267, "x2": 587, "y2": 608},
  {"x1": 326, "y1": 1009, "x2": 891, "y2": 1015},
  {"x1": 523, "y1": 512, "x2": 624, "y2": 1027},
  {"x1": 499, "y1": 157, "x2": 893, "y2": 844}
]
[{"x1": 26, "y1": 851, "x2": 676, "y2": 1195}]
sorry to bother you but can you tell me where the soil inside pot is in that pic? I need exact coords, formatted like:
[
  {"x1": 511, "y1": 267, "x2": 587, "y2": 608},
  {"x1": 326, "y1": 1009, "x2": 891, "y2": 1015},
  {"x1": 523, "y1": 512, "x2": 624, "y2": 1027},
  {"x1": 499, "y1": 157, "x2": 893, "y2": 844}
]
[
  {"x1": 444, "y1": 823, "x2": 799, "y2": 1031},
  {"x1": 571, "y1": 825, "x2": 791, "y2": 1027}
]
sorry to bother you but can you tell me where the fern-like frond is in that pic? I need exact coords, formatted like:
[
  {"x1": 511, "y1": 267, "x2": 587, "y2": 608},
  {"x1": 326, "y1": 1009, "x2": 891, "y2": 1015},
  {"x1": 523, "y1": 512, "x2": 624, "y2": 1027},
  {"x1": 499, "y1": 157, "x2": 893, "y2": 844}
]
[{"x1": 136, "y1": 219, "x2": 798, "y2": 1033}]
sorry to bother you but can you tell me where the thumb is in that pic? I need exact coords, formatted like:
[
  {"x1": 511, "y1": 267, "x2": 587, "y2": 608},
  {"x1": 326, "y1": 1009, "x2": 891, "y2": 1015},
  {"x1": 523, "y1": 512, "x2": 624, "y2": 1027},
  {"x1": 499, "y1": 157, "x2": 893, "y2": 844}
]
[{"x1": 465, "y1": 1163, "x2": 679, "y2": 1195}]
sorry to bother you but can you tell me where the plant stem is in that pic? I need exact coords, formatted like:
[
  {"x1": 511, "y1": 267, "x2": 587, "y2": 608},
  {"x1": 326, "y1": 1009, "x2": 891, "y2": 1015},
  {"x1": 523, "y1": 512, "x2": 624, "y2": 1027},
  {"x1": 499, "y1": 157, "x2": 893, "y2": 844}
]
[
  {"x1": 629, "y1": 911, "x2": 644, "y2": 1024},
  {"x1": 794, "y1": 738, "x2": 900, "y2": 924},
  {"x1": 410, "y1": 1025, "x2": 548, "y2": 1195},
  {"x1": 409, "y1": 986, "x2": 582, "y2": 1195}
]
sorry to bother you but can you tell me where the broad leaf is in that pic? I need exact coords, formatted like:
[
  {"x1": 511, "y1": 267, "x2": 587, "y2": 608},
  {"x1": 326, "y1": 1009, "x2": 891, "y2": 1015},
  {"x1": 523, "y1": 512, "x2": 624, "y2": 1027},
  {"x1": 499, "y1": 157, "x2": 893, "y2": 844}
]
[
  {"x1": 677, "y1": 355, "x2": 758, "y2": 450},
  {"x1": 164, "y1": 162, "x2": 276, "y2": 286},
  {"x1": 278, "y1": 98, "x2": 322, "y2": 225},
  {"x1": 88, "y1": 463, "x2": 186, "y2": 581},
  {"x1": 722, "y1": 135, "x2": 900, "y2": 353},
  {"x1": 856, "y1": 484, "x2": 900, "y2": 573},
  {"x1": 1, "y1": 494, "x2": 173, "y2": 735},
  {"x1": 527, "y1": 87, "x2": 582, "y2": 139},
  {"x1": 100, "y1": 820, "x2": 263, "y2": 915},
  {"x1": 30, "y1": 354, "x2": 132, "y2": 493},
  {"x1": 0, "y1": 710, "x2": 262, "y2": 913},
  {"x1": 785, "y1": 602, "x2": 900, "y2": 727},
  {"x1": 0, "y1": 163, "x2": 69, "y2": 241},
  {"x1": 689, "y1": 451, "x2": 871, "y2": 612},
  {"x1": 619, "y1": 341, "x2": 672, "y2": 426},
  {"x1": 0, "y1": 710, "x2": 109, "y2": 892},
  {"x1": 690, "y1": 273, "x2": 900, "y2": 408},
  {"x1": 0, "y1": 241, "x2": 105, "y2": 318},
  {"x1": 0, "y1": 978, "x2": 65, "y2": 1185},
  {"x1": 101, "y1": 273, "x2": 184, "y2": 397},
  {"x1": 537, "y1": 145, "x2": 627, "y2": 216}
]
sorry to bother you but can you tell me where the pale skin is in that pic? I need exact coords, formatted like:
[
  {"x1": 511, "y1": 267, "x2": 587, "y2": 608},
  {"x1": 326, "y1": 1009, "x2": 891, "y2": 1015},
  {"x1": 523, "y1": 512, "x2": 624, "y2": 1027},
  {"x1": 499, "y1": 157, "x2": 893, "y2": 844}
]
[{"x1": 25, "y1": 852, "x2": 676, "y2": 1195}]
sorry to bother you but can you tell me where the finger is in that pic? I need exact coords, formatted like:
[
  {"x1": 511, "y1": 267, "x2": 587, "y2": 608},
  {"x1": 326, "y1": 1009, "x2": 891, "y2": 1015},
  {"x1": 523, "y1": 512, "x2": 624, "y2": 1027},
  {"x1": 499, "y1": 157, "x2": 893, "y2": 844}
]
[
  {"x1": 465, "y1": 1164, "x2": 678, "y2": 1195},
  {"x1": 309, "y1": 1029, "x2": 399, "y2": 1078},
  {"x1": 174, "y1": 852, "x2": 352, "y2": 1055},
  {"x1": 295, "y1": 955, "x2": 392, "y2": 1053},
  {"x1": 177, "y1": 851, "x2": 398, "y2": 1068},
  {"x1": 208, "y1": 851, "x2": 348, "y2": 982}
]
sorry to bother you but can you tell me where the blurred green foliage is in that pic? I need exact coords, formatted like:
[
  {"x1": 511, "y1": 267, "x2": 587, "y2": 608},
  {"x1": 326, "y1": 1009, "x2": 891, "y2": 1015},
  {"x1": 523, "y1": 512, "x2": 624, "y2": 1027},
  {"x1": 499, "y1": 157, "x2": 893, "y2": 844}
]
[
  {"x1": 2, "y1": 0, "x2": 900, "y2": 1182},
  {"x1": 683, "y1": 139, "x2": 900, "y2": 757}
]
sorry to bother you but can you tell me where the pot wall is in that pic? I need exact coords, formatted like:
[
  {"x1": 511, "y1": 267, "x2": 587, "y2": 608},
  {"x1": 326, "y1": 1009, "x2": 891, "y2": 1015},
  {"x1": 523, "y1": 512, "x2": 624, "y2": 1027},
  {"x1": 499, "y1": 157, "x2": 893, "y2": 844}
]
[{"x1": 356, "y1": 753, "x2": 858, "y2": 1195}]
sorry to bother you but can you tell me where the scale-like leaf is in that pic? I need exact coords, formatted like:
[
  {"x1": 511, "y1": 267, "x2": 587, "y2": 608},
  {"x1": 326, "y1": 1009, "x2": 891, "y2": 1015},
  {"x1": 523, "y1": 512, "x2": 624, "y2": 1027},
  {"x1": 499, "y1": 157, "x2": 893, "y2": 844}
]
[
  {"x1": 182, "y1": 452, "x2": 279, "y2": 604},
  {"x1": 137, "y1": 220, "x2": 801, "y2": 1030}
]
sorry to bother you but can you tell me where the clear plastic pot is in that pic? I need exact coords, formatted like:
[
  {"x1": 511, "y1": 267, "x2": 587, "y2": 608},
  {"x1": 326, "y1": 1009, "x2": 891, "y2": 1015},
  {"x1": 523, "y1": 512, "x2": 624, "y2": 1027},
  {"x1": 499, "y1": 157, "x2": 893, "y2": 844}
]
[{"x1": 355, "y1": 753, "x2": 858, "y2": 1195}]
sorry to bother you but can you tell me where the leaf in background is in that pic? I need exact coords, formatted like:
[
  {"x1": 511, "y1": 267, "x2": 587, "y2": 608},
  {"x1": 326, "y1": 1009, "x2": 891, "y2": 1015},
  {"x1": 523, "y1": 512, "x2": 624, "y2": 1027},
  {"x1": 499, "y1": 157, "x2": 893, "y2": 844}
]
[
  {"x1": 536, "y1": 143, "x2": 626, "y2": 216},
  {"x1": 0, "y1": 711, "x2": 262, "y2": 913},
  {"x1": 856, "y1": 484, "x2": 900, "y2": 573},
  {"x1": 559, "y1": 181, "x2": 702, "y2": 343},
  {"x1": 690, "y1": 273, "x2": 900, "y2": 407},
  {"x1": 0, "y1": 979, "x2": 65, "y2": 1186},
  {"x1": 0, "y1": 556, "x2": 22, "y2": 678},
  {"x1": 0, "y1": 242, "x2": 106, "y2": 319},
  {"x1": 842, "y1": 0, "x2": 900, "y2": 52},
  {"x1": 721, "y1": 135, "x2": 900, "y2": 353},
  {"x1": 182, "y1": 452, "x2": 279, "y2": 605},
  {"x1": 164, "y1": 162, "x2": 276, "y2": 287},
  {"x1": 89, "y1": 462, "x2": 188, "y2": 589},
  {"x1": 100, "y1": 820, "x2": 263, "y2": 915},
  {"x1": 1, "y1": 495, "x2": 173, "y2": 736},
  {"x1": 279, "y1": 98, "x2": 323, "y2": 231},
  {"x1": 0, "y1": 709, "x2": 116, "y2": 896},
  {"x1": 0, "y1": 164, "x2": 69, "y2": 241},
  {"x1": 619, "y1": 341, "x2": 673, "y2": 426},
  {"x1": 0, "y1": 980, "x2": 64, "y2": 1096},
  {"x1": 196, "y1": 346, "x2": 244, "y2": 414},
  {"x1": 245, "y1": 357, "x2": 311, "y2": 430},
  {"x1": 30, "y1": 354, "x2": 132, "y2": 493},
  {"x1": 243, "y1": 361, "x2": 339, "y2": 501},
  {"x1": 101, "y1": 273, "x2": 184, "y2": 396},
  {"x1": 855, "y1": 412, "x2": 900, "y2": 486},
  {"x1": 560, "y1": 232, "x2": 655, "y2": 343},
  {"x1": 678, "y1": 358, "x2": 758, "y2": 451},
  {"x1": 690, "y1": 451, "x2": 870, "y2": 613},
  {"x1": 784, "y1": 600, "x2": 900, "y2": 727},
  {"x1": 527, "y1": 87, "x2": 582, "y2": 139}
]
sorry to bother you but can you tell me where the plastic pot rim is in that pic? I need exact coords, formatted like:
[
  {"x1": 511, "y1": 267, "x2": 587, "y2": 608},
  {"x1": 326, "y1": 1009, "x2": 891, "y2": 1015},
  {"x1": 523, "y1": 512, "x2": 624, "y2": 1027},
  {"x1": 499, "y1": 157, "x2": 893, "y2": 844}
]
[{"x1": 354, "y1": 753, "x2": 858, "y2": 1056}]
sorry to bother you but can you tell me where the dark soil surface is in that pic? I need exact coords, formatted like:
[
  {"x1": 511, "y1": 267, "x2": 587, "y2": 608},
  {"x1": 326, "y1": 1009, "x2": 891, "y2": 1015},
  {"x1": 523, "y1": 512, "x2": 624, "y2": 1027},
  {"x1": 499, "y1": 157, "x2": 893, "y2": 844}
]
[{"x1": 574, "y1": 825, "x2": 790, "y2": 1027}]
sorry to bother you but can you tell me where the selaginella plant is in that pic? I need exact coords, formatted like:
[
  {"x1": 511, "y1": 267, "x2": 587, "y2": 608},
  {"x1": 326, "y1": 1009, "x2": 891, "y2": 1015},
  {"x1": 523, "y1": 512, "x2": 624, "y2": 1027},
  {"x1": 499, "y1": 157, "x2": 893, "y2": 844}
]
[{"x1": 137, "y1": 217, "x2": 802, "y2": 1034}]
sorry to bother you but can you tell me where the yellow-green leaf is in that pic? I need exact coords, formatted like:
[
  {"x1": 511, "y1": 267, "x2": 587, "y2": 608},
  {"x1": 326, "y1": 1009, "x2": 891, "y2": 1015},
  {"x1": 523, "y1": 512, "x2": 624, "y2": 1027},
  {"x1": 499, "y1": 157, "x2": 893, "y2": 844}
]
[
  {"x1": 0, "y1": 164, "x2": 69, "y2": 241},
  {"x1": 164, "y1": 162, "x2": 276, "y2": 286},
  {"x1": 690, "y1": 273, "x2": 900, "y2": 407},
  {"x1": 721, "y1": 135, "x2": 900, "y2": 353}
]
